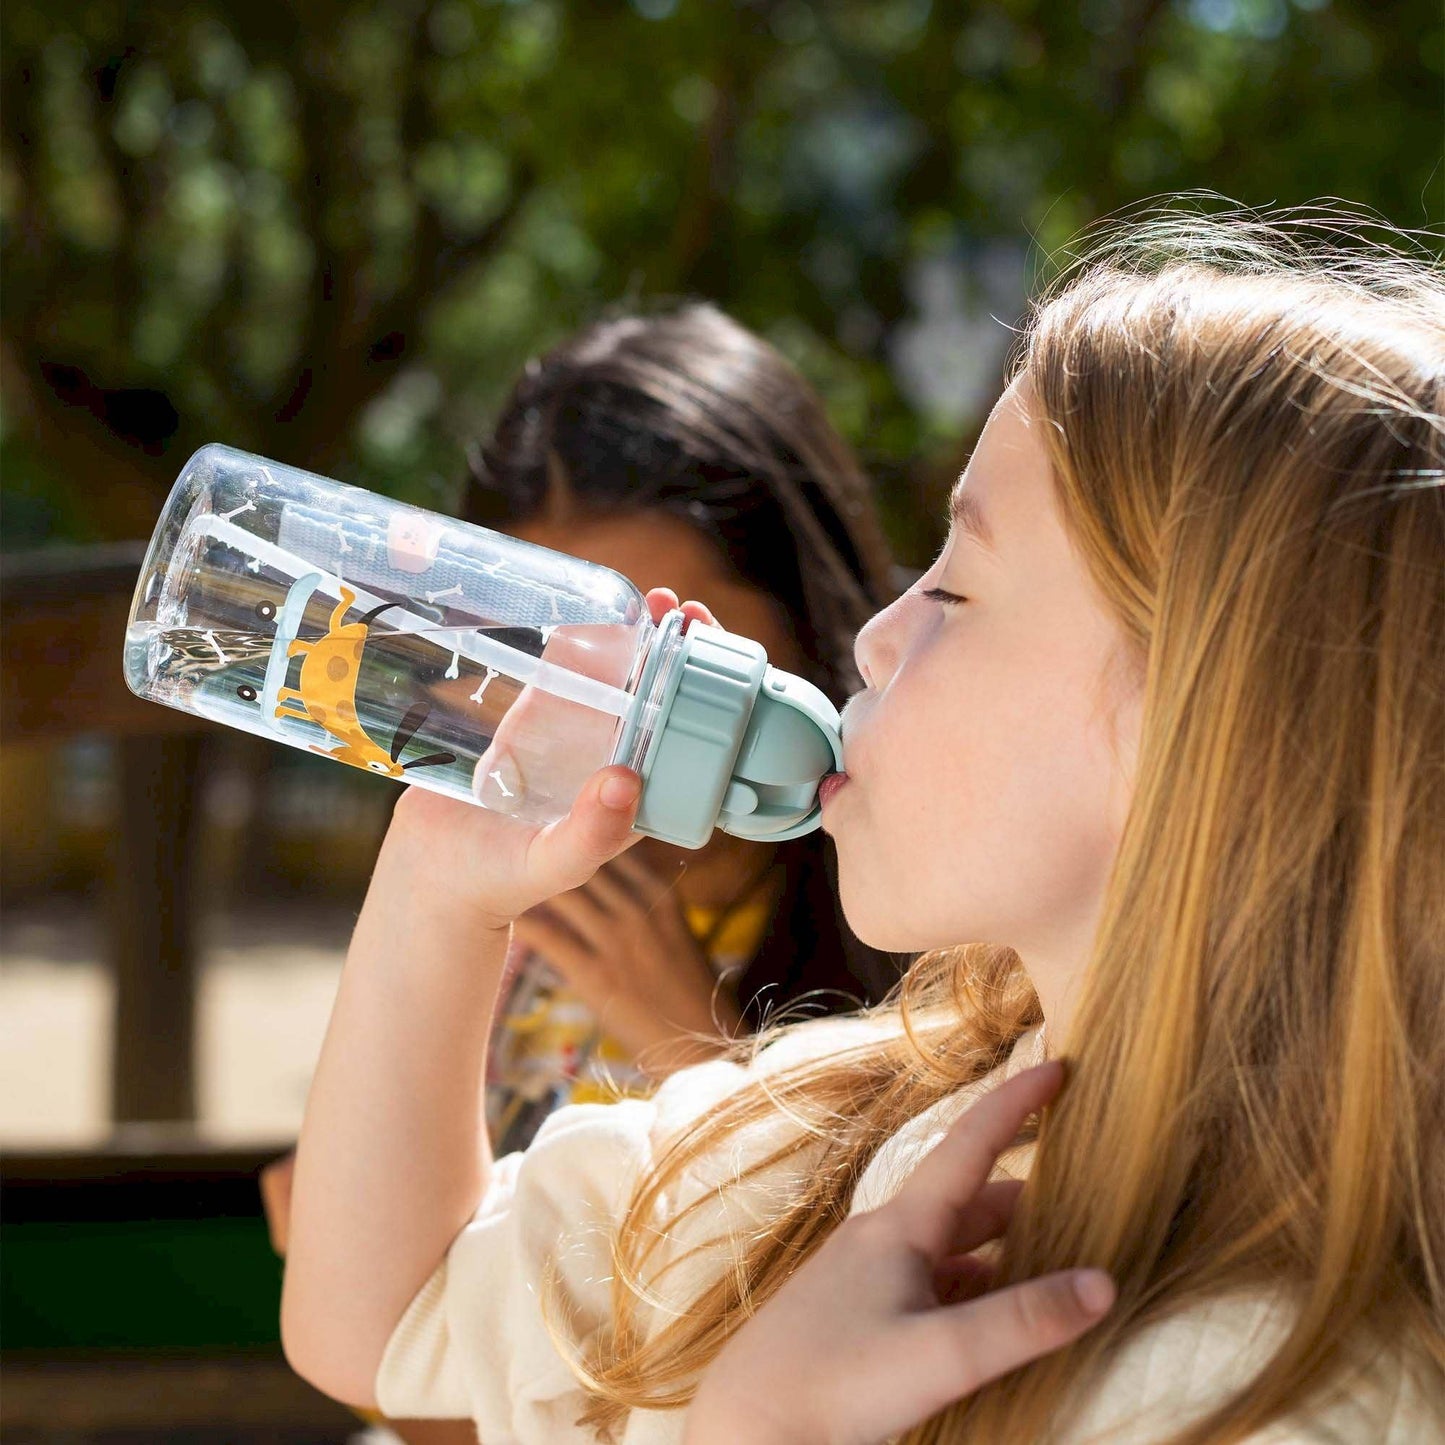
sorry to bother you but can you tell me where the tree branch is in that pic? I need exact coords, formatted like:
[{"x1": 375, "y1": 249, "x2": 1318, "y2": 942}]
[{"x1": 263, "y1": 9, "x2": 538, "y2": 471}]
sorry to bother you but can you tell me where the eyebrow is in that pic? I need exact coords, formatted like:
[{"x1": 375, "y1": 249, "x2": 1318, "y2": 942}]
[{"x1": 949, "y1": 483, "x2": 996, "y2": 554}]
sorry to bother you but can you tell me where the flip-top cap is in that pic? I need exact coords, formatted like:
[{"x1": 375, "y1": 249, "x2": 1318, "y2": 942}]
[{"x1": 634, "y1": 621, "x2": 842, "y2": 850}]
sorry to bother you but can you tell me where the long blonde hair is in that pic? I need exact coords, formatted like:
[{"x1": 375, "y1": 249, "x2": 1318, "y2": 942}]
[{"x1": 564, "y1": 206, "x2": 1445, "y2": 1442}]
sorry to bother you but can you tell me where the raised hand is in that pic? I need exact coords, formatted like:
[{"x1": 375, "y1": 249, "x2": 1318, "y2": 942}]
[
  {"x1": 512, "y1": 847, "x2": 743, "y2": 1073},
  {"x1": 684, "y1": 1060, "x2": 1116, "y2": 1445},
  {"x1": 391, "y1": 588, "x2": 718, "y2": 932}
]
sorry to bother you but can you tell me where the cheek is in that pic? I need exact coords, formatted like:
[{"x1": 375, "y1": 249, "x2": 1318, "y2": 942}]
[
  {"x1": 839, "y1": 634, "x2": 1129, "y2": 950},
  {"x1": 967, "y1": 657, "x2": 1133, "y2": 931},
  {"x1": 831, "y1": 670, "x2": 979, "y2": 941},
  {"x1": 979, "y1": 647, "x2": 1124, "y2": 839}
]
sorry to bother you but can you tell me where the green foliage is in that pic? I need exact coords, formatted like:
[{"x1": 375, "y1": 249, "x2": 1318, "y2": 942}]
[{"x1": 2, "y1": 0, "x2": 1440, "y2": 560}]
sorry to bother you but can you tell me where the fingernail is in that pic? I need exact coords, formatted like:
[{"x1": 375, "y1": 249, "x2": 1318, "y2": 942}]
[
  {"x1": 600, "y1": 772, "x2": 640, "y2": 811},
  {"x1": 1072, "y1": 1269, "x2": 1115, "y2": 1315}
]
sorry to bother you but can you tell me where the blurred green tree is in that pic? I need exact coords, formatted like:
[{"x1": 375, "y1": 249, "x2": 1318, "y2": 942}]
[{"x1": 2, "y1": 0, "x2": 1440, "y2": 559}]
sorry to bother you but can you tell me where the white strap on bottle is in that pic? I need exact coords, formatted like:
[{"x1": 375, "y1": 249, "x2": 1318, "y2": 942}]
[{"x1": 193, "y1": 514, "x2": 636, "y2": 719}]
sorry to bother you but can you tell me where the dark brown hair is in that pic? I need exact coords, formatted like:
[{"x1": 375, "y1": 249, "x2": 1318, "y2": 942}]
[{"x1": 464, "y1": 302, "x2": 903, "y2": 1008}]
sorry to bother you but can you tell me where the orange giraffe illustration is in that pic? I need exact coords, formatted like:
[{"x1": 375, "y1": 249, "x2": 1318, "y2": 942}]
[{"x1": 272, "y1": 586, "x2": 454, "y2": 776}]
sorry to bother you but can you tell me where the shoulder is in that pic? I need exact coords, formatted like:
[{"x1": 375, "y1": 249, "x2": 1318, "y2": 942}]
[
  {"x1": 850, "y1": 1025, "x2": 1047, "y2": 1214},
  {"x1": 1058, "y1": 1291, "x2": 1437, "y2": 1445},
  {"x1": 649, "y1": 1011, "x2": 904, "y2": 1132},
  {"x1": 644, "y1": 1012, "x2": 906, "y2": 1217}
]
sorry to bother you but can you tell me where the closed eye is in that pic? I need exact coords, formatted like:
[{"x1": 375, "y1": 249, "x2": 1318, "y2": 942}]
[{"x1": 920, "y1": 586, "x2": 969, "y2": 606}]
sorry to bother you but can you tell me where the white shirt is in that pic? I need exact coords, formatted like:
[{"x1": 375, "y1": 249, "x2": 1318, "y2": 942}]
[{"x1": 375, "y1": 1017, "x2": 1433, "y2": 1443}]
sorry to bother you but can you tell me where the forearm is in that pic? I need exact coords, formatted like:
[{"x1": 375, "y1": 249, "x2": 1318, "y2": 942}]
[{"x1": 281, "y1": 797, "x2": 509, "y2": 1406}]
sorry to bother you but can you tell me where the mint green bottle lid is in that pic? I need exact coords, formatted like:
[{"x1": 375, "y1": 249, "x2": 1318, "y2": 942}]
[{"x1": 634, "y1": 621, "x2": 842, "y2": 850}]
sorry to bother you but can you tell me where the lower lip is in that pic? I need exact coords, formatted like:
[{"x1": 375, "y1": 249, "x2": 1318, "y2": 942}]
[{"x1": 817, "y1": 772, "x2": 850, "y2": 808}]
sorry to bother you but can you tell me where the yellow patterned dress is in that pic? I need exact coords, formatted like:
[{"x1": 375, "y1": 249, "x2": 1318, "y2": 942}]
[{"x1": 485, "y1": 902, "x2": 771, "y2": 1156}]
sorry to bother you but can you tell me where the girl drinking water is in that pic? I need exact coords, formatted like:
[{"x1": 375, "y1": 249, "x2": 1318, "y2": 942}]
[{"x1": 281, "y1": 206, "x2": 1443, "y2": 1444}]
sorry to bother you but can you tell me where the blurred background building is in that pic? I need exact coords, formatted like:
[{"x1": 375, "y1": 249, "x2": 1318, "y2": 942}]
[{"x1": 1, "y1": 0, "x2": 1440, "y2": 1438}]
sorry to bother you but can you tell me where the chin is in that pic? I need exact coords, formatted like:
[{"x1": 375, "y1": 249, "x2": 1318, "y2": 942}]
[
  {"x1": 837, "y1": 879, "x2": 936, "y2": 954},
  {"x1": 839, "y1": 875, "x2": 995, "y2": 956}
]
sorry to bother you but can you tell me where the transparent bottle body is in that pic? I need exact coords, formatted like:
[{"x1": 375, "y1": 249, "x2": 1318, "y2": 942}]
[{"x1": 124, "y1": 444, "x2": 656, "y2": 825}]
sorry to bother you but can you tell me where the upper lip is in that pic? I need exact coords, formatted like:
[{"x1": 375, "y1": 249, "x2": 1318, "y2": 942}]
[{"x1": 837, "y1": 695, "x2": 868, "y2": 775}]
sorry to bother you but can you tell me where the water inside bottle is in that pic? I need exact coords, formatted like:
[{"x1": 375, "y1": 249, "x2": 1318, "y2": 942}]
[{"x1": 124, "y1": 521, "x2": 649, "y2": 824}]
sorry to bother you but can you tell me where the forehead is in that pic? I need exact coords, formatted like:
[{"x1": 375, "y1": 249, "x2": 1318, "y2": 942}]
[{"x1": 948, "y1": 380, "x2": 1053, "y2": 557}]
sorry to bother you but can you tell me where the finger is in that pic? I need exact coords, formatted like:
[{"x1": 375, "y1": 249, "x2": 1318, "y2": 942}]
[
  {"x1": 581, "y1": 860, "x2": 652, "y2": 917},
  {"x1": 679, "y1": 598, "x2": 720, "y2": 631},
  {"x1": 539, "y1": 884, "x2": 617, "y2": 949},
  {"x1": 645, "y1": 587, "x2": 681, "y2": 625},
  {"x1": 523, "y1": 903, "x2": 591, "y2": 951},
  {"x1": 943, "y1": 1178, "x2": 1024, "y2": 1257},
  {"x1": 605, "y1": 850, "x2": 687, "y2": 914},
  {"x1": 582, "y1": 867, "x2": 685, "y2": 938},
  {"x1": 643, "y1": 587, "x2": 720, "y2": 633},
  {"x1": 602, "y1": 848, "x2": 664, "y2": 887},
  {"x1": 512, "y1": 911, "x2": 601, "y2": 983},
  {"x1": 258, "y1": 1152, "x2": 297, "y2": 1257},
  {"x1": 523, "y1": 767, "x2": 642, "y2": 898},
  {"x1": 933, "y1": 1253, "x2": 996, "y2": 1306},
  {"x1": 906, "y1": 1268, "x2": 1115, "y2": 1401},
  {"x1": 890, "y1": 1061, "x2": 1065, "y2": 1256}
]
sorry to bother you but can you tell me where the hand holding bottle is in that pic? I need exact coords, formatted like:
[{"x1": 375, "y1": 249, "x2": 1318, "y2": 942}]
[{"x1": 388, "y1": 589, "x2": 720, "y2": 932}]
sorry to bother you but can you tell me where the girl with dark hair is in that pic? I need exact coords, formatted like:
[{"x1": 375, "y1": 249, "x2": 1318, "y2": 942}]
[{"x1": 465, "y1": 303, "x2": 904, "y2": 1151}]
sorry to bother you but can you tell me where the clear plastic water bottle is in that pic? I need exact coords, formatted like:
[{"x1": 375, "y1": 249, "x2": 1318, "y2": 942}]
[{"x1": 123, "y1": 444, "x2": 842, "y2": 848}]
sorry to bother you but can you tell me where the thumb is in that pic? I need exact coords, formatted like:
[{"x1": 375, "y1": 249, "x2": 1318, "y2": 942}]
[
  {"x1": 524, "y1": 766, "x2": 642, "y2": 898},
  {"x1": 912, "y1": 1268, "x2": 1115, "y2": 1401}
]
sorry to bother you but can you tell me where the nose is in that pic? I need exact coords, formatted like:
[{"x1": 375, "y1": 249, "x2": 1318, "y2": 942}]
[{"x1": 853, "y1": 590, "x2": 915, "y2": 692}]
